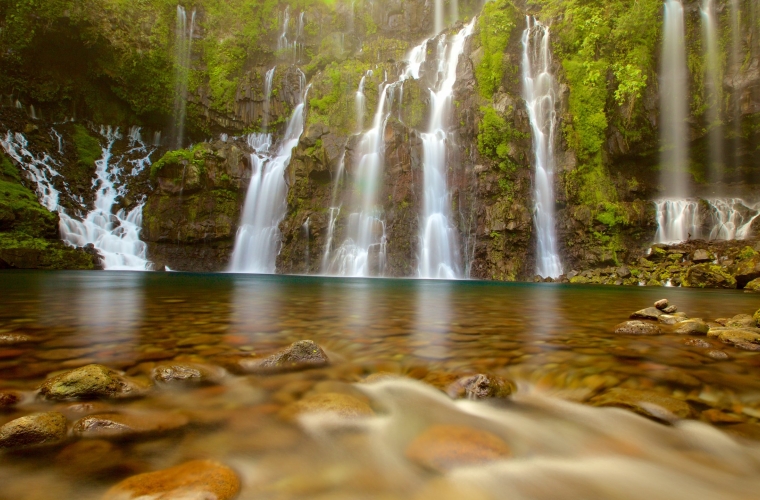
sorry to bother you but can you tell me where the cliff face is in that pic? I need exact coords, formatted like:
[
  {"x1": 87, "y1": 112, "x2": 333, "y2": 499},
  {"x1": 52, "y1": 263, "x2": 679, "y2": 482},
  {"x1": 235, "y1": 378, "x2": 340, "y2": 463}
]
[{"x1": 2, "y1": 0, "x2": 759, "y2": 278}]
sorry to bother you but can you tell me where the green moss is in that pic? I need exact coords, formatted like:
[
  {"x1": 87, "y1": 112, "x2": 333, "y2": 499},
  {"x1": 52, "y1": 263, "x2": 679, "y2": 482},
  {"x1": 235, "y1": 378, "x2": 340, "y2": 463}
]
[
  {"x1": 738, "y1": 246, "x2": 758, "y2": 261},
  {"x1": 72, "y1": 125, "x2": 102, "y2": 168},
  {"x1": 475, "y1": 0, "x2": 518, "y2": 99},
  {"x1": 150, "y1": 143, "x2": 209, "y2": 179}
]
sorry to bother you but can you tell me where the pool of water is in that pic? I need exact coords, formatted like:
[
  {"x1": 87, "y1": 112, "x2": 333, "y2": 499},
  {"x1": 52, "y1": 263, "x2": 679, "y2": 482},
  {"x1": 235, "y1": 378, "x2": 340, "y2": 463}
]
[{"x1": 0, "y1": 271, "x2": 759, "y2": 499}]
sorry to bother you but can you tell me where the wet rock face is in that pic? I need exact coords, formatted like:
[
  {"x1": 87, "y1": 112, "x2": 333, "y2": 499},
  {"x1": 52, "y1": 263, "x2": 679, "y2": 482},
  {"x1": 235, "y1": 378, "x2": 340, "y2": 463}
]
[
  {"x1": 591, "y1": 388, "x2": 694, "y2": 422},
  {"x1": 405, "y1": 424, "x2": 511, "y2": 472},
  {"x1": 39, "y1": 364, "x2": 149, "y2": 401},
  {"x1": 104, "y1": 460, "x2": 240, "y2": 500},
  {"x1": 684, "y1": 263, "x2": 738, "y2": 289},
  {"x1": 0, "y1": 412, "x2": 68, "y2": 449},
  {"x1": 240, "y1": 340, "x2": 330, "y2": 374},
  {"x1": 614, "y1": 320, "x2": 662, "y2": 336},
  {"x1": 72, "y1": 411, "x2": 189, "y2": 440}
]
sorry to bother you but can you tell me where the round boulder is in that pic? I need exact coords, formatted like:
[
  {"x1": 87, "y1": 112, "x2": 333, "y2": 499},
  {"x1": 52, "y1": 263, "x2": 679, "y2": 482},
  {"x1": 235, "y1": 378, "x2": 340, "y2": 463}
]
[
  {"x1": 240, "y1": 340, "x2": 329, "y2": 374},
  {"x1": 673, "y1": 319, "x2": 709, "y2": 335},
  {"x1": 405, "y1": 425, "x2": 511, "y2": 472},
  {"x1": 0, "y1": 412, "x2": 68, "y2": 449},
  {"x1": 614, "y1": 320, "x2": 662, "y2": 335},
  {"x1": 39, "y1": 364, "x2": 149, "y2": 401}
]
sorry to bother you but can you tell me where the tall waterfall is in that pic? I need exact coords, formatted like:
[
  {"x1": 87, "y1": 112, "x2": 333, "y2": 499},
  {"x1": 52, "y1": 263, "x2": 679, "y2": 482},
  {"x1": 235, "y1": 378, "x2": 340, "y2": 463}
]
[
  {"x1": 172, "y1": 5, "x2": 196, "y2": 149},
  {"x1": 660, "y1": 0, "x2": 689, "y2": 197},
  {"x1": 262, "y1": 67, "x2": 275, "y2": 132},
  {"x1": 325, "y1": 83, "x2": 391, "y2": 277},
  {"x1": 1, "y1": 127, "x2": 154, "y2": 270},
  {"x1": 522, "y1": 18, "x2": 562, "y2": 279},
  {"x1": 229, "y1": 72, "x2": 308, "y2": 274},
  {"x1": 417, "y1": 19, "x2": 475, "y2": 279},
  {"x1": 701, "y1": 0, "x2": 724, "y2": 186},
  {"x1": 434, "y1": 0, "x2": 444, "y2": 34}
]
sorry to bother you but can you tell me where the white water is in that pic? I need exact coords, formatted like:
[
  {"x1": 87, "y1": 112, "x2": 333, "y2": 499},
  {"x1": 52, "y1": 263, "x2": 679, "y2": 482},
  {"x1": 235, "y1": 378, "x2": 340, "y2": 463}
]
[
  {"x1": 417, "y1": 20, "x2": 475, "y2": 280},
  {"x1": 172, "y1": 5, "x2": 196, "y2": 149},
  {"x1": 355, "y1": 72, "x2": 368, "y2": 132},
  {"x1": 660, "y1": 0, "x2": 689, "y2": 197},
  {"x1": 522, "y1": 18, "x2": 563, "y2": 279},
  {"x1": 229, "y1": 73, "x2": 308, "y2": 274},
  {"x1": 1, "y1": 126, "x2": 154, "y2": 270},
  {"x1": 655, "y1": 198, "x2": 760, "y2": 243},
  {"x1": 262, "y1": 67, "x2": 275, "y2": 132},
  {"x1": 701, "y1": 0, "x2": 724, "y2": 185},
  {"x1": 434, "y1": 0, "x2": 444, "y2": 34},
  {"x1": 325, "y1": 83, "x2": 391, "y2": 277}
]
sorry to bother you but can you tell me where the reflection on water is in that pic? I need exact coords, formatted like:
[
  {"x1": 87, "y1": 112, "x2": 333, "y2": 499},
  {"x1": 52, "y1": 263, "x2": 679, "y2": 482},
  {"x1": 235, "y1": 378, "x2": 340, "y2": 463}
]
[{"x1": 0, "y1": 272, "x2": 759, "y2": 499}]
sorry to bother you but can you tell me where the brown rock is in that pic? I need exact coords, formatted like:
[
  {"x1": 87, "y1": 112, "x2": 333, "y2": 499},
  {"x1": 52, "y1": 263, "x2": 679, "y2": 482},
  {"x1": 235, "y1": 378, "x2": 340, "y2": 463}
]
[
  {"x1": 0, "y1": 412, "x2": 68, "y2": 449},
  {"x1": 0, "y1": 390, "x2": 21, "y2": 409},
  {"x1": 55, "y1": 439, "x2": 125, "y2": 476},
  {"x1": 591, "y1": 388, "x2": 694, "y2": 421},
  {"x1": 152, "y1": 362, "x2": 224, "y2": 385},
  {"x1": 176, "y1": 334, "x2": 221, "y2": 347},
  {"x1": 707, "y1": 328, "x2": 760, "y2": 351},
  {"x1": 726, "y1": 314, "x2": 756, "y2": 328},
  {"x1": 72, "y1": 411, "x2": 189, "y2": 440},
  {"x1": 654, "y1": 299, "x2": 669, "y2": 310},
  {"x1": 683, "y1": 338, "x2": 712, "y2": 348},
  {"x1": 706, "y1": 350, "x2": 730, "y2": 360},
  {"x1": 279, "y1": 392, "x2": 374, "y2": 421},
  {"x1": 630, "y1": 307, "x2": 663, "y2": 320},
  {"x1": 405, "y1": 425, "x2": 511, "y2": 472},
  {"x1": 39, "y1": 364, "x2": 150, "y2": 401},
  {"x1": 614, "y1": 320, "x2": 662, "y2": 335},
  {"x1": 240, "y1": 340, "x2": 329, "y2": 374},
  {"x1": 663, "y1": 305, "x2": 678, "y2": 314},
  {"x1": 103, "y1": 460, "x2": 240, "y2": 500},
  {"x1": 445, "y1": 374, "x2": 514, "y2": 400},
  {"x1": 673, "y1": 319, "x2": 709, "y2": 335},
  {"x1": 0, "y1": 333, "x2": 33, "y2": 345},
  {"x1": 702, "y1": 409, "x2": 744, "y2": 424}
]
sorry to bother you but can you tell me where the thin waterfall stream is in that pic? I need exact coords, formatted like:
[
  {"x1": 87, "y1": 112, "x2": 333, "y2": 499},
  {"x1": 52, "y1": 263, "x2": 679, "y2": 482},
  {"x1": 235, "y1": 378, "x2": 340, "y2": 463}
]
[
  {"x1": 522, "y1": 17, "x2": 562, "y2": 279},
  {"x1": 172, "y1": 5, "x2": 195, "y2": 149}
]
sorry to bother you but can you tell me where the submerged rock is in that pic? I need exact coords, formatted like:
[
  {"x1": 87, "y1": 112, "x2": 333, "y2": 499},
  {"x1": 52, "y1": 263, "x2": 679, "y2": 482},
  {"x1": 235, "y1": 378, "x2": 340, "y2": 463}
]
[
  {"x1": 39, "y1": 364, "x2": 149, "y2": 401},
  {"x1": 72, "y1": 411, "x2": 189, "y2": 440},
  {"x1": 0, "y1": 412, "x2": 68, "y2": 449},
  {"x1": 279, "y1": 392, "x2": 374, "y2": 421},
  {"x1": 151, "y1": 362, "x2": 224, "y2": 385},
  {"x1": 55, "y1": 439, "x2": 125, "y2": 476},
  {"x1": 591, "y1": 388, "x2": 694, "y2": 421},
  {"x1": 0, "y1": 333, "x2": 33, "y2": 345},
  {"x1": 673, "y1": 319, "x2": 709, "y2": 335},
  {"x1": 445, "y1": 374, "x2": 514, "y2": 400},
  {"x1": 0, "y1": 390, "x2": 21, "y2": 409},
  {"x1": 240, "y1": 340, "x2": 329, "y2": 373},
  {"x1": 104, "y1": 460, "x2": 240, "y2": 500},
  {"x1": 614, "y1": 320, "x2": 662, "y2": 335},
  {"x1": 405, "y1": 425, "x2": 511, "y2": 472},
  {"x1": 707, "y1": 327, "x2": 760, "y2": 351},
  {"x1": 630, "y1": 307, "x2": 663, "y2": 320}
]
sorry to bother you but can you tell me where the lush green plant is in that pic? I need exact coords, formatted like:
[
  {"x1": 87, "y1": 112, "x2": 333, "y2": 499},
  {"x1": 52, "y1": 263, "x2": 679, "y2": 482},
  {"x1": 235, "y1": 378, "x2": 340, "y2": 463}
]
[
  {"x1": 475, "y1": 0, "x2": 518, "y2": 99},
  {"x1": 72, "y1": 125, "x2": 102, "y2": 168}
]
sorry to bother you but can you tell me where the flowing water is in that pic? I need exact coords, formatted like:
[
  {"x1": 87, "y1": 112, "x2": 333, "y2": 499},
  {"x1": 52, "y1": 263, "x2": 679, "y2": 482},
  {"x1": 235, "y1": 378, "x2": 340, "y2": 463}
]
[
  {"x1": 262, "y1": 67, "x2": 275, "y2": 132},
  {"x1": 701, "y1": 0, "x2": 725, "y2": 186},
  {"x1": 1, "y1": 272, "x2": 760, "y2": 499},
  {"x1": 172, "y1": 5, "x2": 196, "y2": 149},
  {"x1": 417, "y1": 20, "x2": 475, "y2": 280},
  {"x1": 229, "y1": 73, "x2": 308, "y2": 274},
  {"x1": 655, "y1": 198, "x2": 760, "y2": 243},
  {"x1": 660, "y1": 0, "x2": 690, "y2": 197}
]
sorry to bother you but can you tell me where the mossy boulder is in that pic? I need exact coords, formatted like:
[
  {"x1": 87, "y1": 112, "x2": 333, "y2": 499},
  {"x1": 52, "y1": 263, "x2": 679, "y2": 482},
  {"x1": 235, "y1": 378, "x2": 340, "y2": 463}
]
[
  {"x1": 39, "y1": 364, "x2": 149, "y2": 401},
  {"x1": 0, "y1": 412, "x2": 68, "y2": 449},
  {"x1": 683, "y1": 264, "x2": 737, "y2": 289}
]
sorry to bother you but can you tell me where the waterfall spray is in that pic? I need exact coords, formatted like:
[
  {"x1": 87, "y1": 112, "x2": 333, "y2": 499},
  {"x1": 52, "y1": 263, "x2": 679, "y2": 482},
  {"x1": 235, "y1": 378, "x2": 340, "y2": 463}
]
[
  {"x1": 172, "y1": 5, "x2": 196, "y2": 149},
  {"x1": 660, "y1": 0, "x2": 689, "y2": 198},
  {"x1": 700, "y1": 0, "x2": 724, "y2": 186},
  {"x1": 262, "y1": 67, "x2": 275, "y2": 132},
  {"x1": 522, "y1": 18, "x2": 562, "y2": 279}
]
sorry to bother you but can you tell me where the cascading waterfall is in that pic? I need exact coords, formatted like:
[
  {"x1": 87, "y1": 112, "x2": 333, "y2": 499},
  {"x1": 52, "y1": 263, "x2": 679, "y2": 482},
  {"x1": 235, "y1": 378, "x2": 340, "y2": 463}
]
[
  {"x1": 1, "y1": 126, "x2": 154, "y2": 270},
  {"x1": 355, "y1": 71, "x2": 369, "y2": 132},
  {"x1": 700, "y1": 0, "x2": 724, "y2": 186},
  {"x1": 434, "y1": 0, "x2": 445, "y2": 34},
  {"x1": 660, "y1": 0, "x2": 689, "y2": 198},
  {"x1": 417, "y1": 19, "x2": 475, "y2": 280},
  {"x1": 172, "y1": 5, "x2": 196, "y2": 149},
  {"x1": 325, "y1": 82, "x2": 392, "y2": 277},
  {"x1": 522, "y1": 18, "x2": 562, "y2": 279},
  {"x1": 229, "y1": 72, "x2": 308, "y2": 274},
  {"x1": 262, "y1": 67, "x2": 275, "y2": 132},
  {"x1": 655, "y1": 199, "x2": 760, "y2": 243}
]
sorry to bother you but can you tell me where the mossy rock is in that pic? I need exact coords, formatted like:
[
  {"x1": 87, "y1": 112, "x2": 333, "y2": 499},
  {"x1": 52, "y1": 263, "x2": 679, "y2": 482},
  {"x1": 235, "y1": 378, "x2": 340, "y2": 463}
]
[{"x1": 683, "y1": 264, "x2": 737, "y2": 289}]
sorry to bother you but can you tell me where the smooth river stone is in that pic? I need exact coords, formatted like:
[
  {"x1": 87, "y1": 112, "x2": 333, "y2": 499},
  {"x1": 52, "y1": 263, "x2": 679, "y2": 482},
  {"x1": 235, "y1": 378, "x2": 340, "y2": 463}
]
[
  {"x1": 240, "y1": 340, "x2": 330, "y2": 374},
  {"x1": 673, "y1": 319, "x2": 709, "y2": 335},
  {"x1": 614, "y1": 320, "x2": 662, "y2": 335},
  {"x1": 445, "y1": 374, "x2": 515, "y2": 400},
  {"x1": 39, "y1": 364, "x2": 150, "y2": 401},
  {"x1": 55, "y1": 439, "x2": 125, "y2": 476},
  {"x1": 279, "y1": 392, "x2": 374, "y2": 421},
  {"x1": 405, "y1": 425, "x2": 511, "y2": 472},
  {"x1": 103, "y1": 460, "x2": 240, "y2": 500},
  {"x1": 0, "y1": 412, "x2": 68, "y2": 449},
  {"x1": 151, "y1": 362, "x2": 225, "y2": 385},
  {"x1": 630, "y1": 307, "x2": 663, "y2": 320},
  {"x1": 725, "y1": 314, "x2": 756, "y2": 328},
  {"x1": 72, "y1": 411, "x2": 189, "y2": 439},
  {"x1": 0, "y1": 390, "x2": 21, "y2": 409},
  {"x1": 591, "y1": 388, "x2": 694, "y2": 421},
  {"x1": 707, "y1": 327, "x2": 760, "y2": 351}
]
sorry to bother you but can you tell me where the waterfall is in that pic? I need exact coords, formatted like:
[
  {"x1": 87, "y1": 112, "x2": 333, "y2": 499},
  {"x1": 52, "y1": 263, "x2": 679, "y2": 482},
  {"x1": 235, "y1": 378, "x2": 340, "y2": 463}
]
[
  {"x1": 417, "y1": 19, "x2": 475, "y2": 280},
  {"x1": 262, "y1": 67, "x2": 275, "y2": 132},
  {"x1": 660, "y1": 0, "x2": 689, "y2": 197},
  {"x1": 325, "y1": 83, "x2": 391, "y2": 277},
  {"x1": 655, "y1": 199, "x2": 760, "y2": 243},
  {"x1": 700, "y1": 0, "x2": 724, "y2": 185},
  {"x1": 1, "y1": 127, "x2": 154, "y2": 270},
  {"x1": 229, "y1": 72, "x2": 308, "y2": 274},
  {"x1": 730, "y1": 0, "x2": 742, "y2": 156},
  {"x1": 522, "y1": 18, "x2": 563, "y2": 279},
  {"x1": 355, "y1": 72, "x2": 369, "y2": 132},
  {"x1": 172, "y1": 5, "x2": 196, "y2": 149}
]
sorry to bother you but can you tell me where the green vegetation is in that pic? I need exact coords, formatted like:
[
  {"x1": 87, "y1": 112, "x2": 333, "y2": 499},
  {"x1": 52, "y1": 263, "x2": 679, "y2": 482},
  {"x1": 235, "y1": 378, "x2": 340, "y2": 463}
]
[
  {"x1": 150, "y1": 144, "x2": 209, "y2": 179},
  {"x1": 72, "y1": 125, "x2": 102, "y2": 168},
  {"x1": 475, "y1": 0, "x2": 518, "y2": 99}
]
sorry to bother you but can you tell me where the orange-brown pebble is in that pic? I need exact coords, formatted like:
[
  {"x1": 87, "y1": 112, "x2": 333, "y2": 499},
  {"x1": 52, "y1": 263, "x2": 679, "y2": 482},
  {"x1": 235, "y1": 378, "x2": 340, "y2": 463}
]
[
  {"x1": 103, "y1": 459, "x2": 240, "y2": 500},
  {"x1": 279, "y1": 392, "x2": 374, "y2": 421},
  {"x1": 405, "y1": 424, "x2": 511, "y2": 472}
]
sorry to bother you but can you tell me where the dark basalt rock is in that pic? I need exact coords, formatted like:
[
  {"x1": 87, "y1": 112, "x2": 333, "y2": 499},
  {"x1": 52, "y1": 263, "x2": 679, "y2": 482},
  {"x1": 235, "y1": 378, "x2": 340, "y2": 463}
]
[
  {"x1": 0, "y1": 412, "x2": 68, "y2": 449},
  {"x1": 239, "y1": 340, "x2": 330, "y2": 374},
  {"x1": 39, "y1": 364, "x2": 150, "y2": 401}
]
